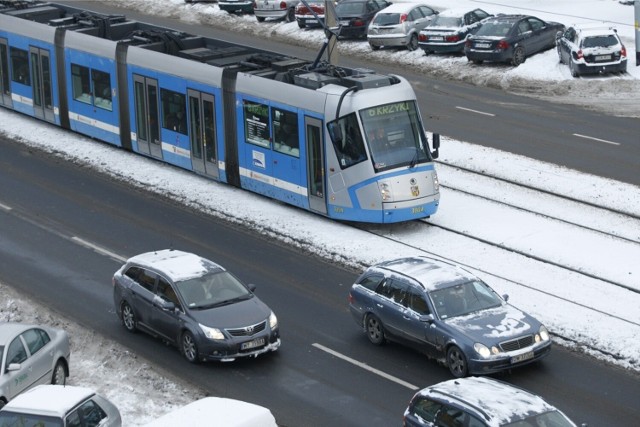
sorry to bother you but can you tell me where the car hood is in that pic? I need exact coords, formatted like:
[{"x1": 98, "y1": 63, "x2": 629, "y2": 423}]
[
  {"x1": 443, "y1": 304, "x2": 541, "y2": 345},
  {"x1": 188, "y1": 297, "x2": 271, "y2": 329}
]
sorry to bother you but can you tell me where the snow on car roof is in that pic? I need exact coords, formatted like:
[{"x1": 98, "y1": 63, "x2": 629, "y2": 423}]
[
  {"x1": 373, "y1": 2, "x2": 424, "y2": 13},
  {"x1": 375, "y1": 256, "x2": 476, "y2": 291},
  {"x1": 437, "y1": 7, "x2": 480, "y2": 17},
  {"x1": 418, "y1": 377, "x2": 560, "y2": 427},
  {"x1": 142, "y1": 397, "x2": 277, "y2": 427},
  {"x1": 2, "y1": 385, "x2": 95, "y2": 417},
  {"x1": 127, "y1": 249, "x2": 223, "y2": 282}
]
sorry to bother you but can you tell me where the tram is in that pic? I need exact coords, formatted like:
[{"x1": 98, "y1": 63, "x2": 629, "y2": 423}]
[{"x1": 0, "y1": 1, "x2": 440, "y2": 223}]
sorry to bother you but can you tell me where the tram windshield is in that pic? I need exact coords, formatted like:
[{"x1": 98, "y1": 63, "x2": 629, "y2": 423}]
[{"x1": 360, "y1": 100, "x2": 431, "y2": 173}]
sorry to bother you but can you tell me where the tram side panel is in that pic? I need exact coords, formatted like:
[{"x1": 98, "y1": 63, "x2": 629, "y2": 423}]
[
  {"x1": 0, "y1": 15, "x2": 59, "y2": 124},
  {"x1": 235, "y1": 75, "x2": 327, "y2": 211},
  {"x1": 124, "y1": 46, "x2": 226, "y2": 179}
]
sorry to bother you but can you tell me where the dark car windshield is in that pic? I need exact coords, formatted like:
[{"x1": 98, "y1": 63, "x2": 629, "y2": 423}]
[
  {"x1": 428, "y1": 280, "x2": 503, "y2": 319},
  {"x1": 503, "y1": 409, "x2": 576, "y2": 427},
  {"x1": 176, "y1": 271, "x2": 252, "y2": 309},
  {"x1": 582, "y1": 34, "x2": 618, "y2": 48},
  {"x1": 475, "y1": 21, "x2": 513, "y2": 37}
]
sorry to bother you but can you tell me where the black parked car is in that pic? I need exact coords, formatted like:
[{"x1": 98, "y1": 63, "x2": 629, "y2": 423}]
[
  {"x1": 113, "y1": 249, "x2": 280, "y2": 363},
  {"x1": 335, "y1": 0, "x2": 391, "y2": 39},
  {"x1": 418, "y1": 7, "x2": 492, "y2": 55},
  {"x1": 464, "y1": 14, "x2": 565, "y2": 66},
  {"x1": 348, "y1": 256, "x2": 551, "y2": 377}
]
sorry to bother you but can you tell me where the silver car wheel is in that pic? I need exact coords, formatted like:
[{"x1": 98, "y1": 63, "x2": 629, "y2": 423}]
[
  {"x1": 121, "y1": 302, "x2": 137, "y2": 332},
  {"x1": 447, "y1": 345, "x2": 468, "y2": 378},
  {"x1": 366, "y1": 314, "x2": 385, "y2": 345},
  {"x1": 512, "y1": 46, "x2": 526, "y2": 66},
  {"x1": 51, "y1": 360, "x2": 66, "y2": 385},
  {"x1": 182, "y1": 331, "x2": 199, "y2": 363},
  {"x1": 408, "y1": 34, "x2": 418, "y2": 51}
]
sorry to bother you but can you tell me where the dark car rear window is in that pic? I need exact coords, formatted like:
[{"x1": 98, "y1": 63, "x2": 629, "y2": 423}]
[
  {"x1": 431, "y1": 16, "x2": 463, "y2": 28},
  {"x1": 582, "y1": 35, "x2": 618, "y2": 48},
  {"x1": 476, "y1": 21, "x2": 513, "y2": 37}
]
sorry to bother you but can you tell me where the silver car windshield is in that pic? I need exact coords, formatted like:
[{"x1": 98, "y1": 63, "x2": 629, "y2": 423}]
[
  {"x1": 428, "y1": 280, "x2": 503, "y2": 319},
  {"x1": 177, "y1": 271, "x2": 252, "y2": 309},
  {"x1": 359, "y1": 100, "x2": 431, "y2": 172}
]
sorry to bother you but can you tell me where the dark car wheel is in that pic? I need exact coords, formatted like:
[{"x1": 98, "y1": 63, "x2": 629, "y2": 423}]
[
  {"x1": 256, "y1": 16, "x2": 265, "y2": 22},
  {"x1": 557, "y1": 46, "x2": 564, "y2": 64},
  {"x1": 121, "y1": 302, "x2": 137, "y2": 333},
  {"x1": 570, "y1": 61, "x2": 579, "y2": 77},
  {"x1": 181, "y1": 330, "x2": 200, "y2": 363},
  {"x1": 447, "y1": 345, "x2": 468, "y2": 378},
  {"x1": 365, "y1": 314, "x2": 385, "y2": 345},
  {"x1": 407, "y1": 34, "x2": 418, "y2": 51},
  {"x1": 370, "y1": 43, "x2": 380, "y2": 51},
  {"x1": 51, "y1": 360, "x2": 67, "y2": 385},
  {"x1": 297, "y1": 20, "x2": 305, "y2": 29},
  {"x1": 286, "y1": 8, "x2": 295, "y2": 22},
  {"x1": 511, "y1": 46, "x2": 526, "y2": 66}
]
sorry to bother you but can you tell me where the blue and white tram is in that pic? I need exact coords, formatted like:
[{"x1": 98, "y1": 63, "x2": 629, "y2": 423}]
[{"x1": 0, "y1": 1, "x2": 440, "y2": 223}]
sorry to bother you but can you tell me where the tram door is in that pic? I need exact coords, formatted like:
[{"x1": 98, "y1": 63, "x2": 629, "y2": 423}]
[
  {"x1": 187, "y1": 89, "x2": 218, "y2": 178},
  {"x1": 29, "y1": 47, "x2": 54, "y2": 122},
  {"x1": 0, "y1": 39, "x2": 11, "y2": 107},
  {"x1": 305, "y1": 116, "x2": 327, "y2": 215},
  {"x1": 133, "y1": 75, "x2": 162, "y2": 159}
]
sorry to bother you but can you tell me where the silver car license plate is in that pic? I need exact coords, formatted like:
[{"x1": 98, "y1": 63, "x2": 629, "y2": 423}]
[
  {"x1": 241, "y1": 337, "x2": 265, "y2": 350},
  {"x1": 511, "y1": 350, "x2": 534, "y2": 364}
]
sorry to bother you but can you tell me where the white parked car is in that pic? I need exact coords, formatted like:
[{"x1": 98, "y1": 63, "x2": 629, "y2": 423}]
[
  {"x1": 0, "y1": 322, "x2": 70, "y2": 409},
  {"x1": 0, "y1": 385, "x2": 121, "y2": 427},
  {"x1": 253, "y1": 0, "x2": 300, "y2": 22},
  {"x1": 367, "y1": 3, "x2": 438, "y2": 51},
  {"x1": 556, "y1": 23, "x2": 628, "y2": 77}
]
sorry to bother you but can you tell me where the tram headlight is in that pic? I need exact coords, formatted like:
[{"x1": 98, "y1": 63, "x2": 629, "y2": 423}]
[
  {"x1": 379, "y1": 182, "x2": 392, "y2": 201},
  {"x1": 433, "y1": 172, "x2": 440, "y2": 192}
]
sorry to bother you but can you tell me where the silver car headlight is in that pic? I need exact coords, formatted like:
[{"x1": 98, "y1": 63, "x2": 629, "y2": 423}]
[
  {"x1": 474, "y1": 343, "x2": 500, "y2": 358},
  {"x1": 199, "y1": 323, "x2": 224, "y2": 340},
  {"x1": 535, "y1": 325, "x2": 550, "y2": 342},
  {"x1": 269, "y1": 311, "x2": 278, "y2": 330}
]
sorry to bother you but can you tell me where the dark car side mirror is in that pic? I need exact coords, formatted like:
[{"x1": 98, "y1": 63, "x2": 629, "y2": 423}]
[
  {"x1": 502, "y1": 294, "x2": 509, "y2": 302},
  {"x1": 419, "y1": 314, "x2": 435, "y2": 323},
  {"x1": 153, "y1": 295, "x2": 176, "y2": 311},
  {"x1": 556, "y1": 30, "x2": 563, "y2": 41}
]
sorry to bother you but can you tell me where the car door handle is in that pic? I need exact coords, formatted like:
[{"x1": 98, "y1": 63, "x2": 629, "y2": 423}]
[{"x1": 376, "y1": 303, "x2": 383, "y2": 308}]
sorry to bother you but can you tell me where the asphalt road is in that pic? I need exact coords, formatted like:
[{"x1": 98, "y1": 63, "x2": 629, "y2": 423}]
[{"x1": 1, "y1": 136, "x2": 639, "y2": 426}]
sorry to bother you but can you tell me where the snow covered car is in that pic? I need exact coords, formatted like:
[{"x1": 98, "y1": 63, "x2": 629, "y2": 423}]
[
  {"x1": 367, "y1": 3, "x2": 438, "y2": 51},
  {"x1": 219, "y1": 0, "x2": 254, "y2": 14},
  {"x1": 253, "y1": 0, "x2": 300, "y2": 22},
  {"x1": 348, "y1": 256, "x2": 551, "y2": 377},
  {"x1": 418, "y1": 7, "x2": 492, "y2": 55},
  {"x1": 464, "y1": 14, "x2": 565, "y2": 66},
  {"x1": 0, "y1": 385, "x2": 121, "y2": 427},
  {"x1": 403, "y1": 377, "x2": 578, "y2": 427},
  {"x1": 556, "y1": 24, "x2": 628, "y2": 77},
  {"x1": 335, "y1": 0, "x2": 391, "y2": 39},
  {"x1": 0, "y1": 323, "x2": 70, "y2": 409},
  {"x1": 113, "y1": 249, "x2": 280, "y2": 363}
]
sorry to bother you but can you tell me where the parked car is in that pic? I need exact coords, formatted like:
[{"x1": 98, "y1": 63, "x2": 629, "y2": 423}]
[
  {"x1": 0, "y1": 384, "x2": 121, "y2": 427},
  {"x1": 464, "y1": 14, "x2": 565, "y2": 66},
  {"x1": 335, "y1": 0, "x2": 391, "y2": 39},
  {"x1": 253, "y1": 0, "x2": 300, "y2": 22},
  {"x1": 367, "y1": 3, "x2": 438, "y2": 51},
  {"x1": 295, "y1": 0, "x2": 328, "y2": 29},
  {"x1": 219, "y1": 0, "x2": 254, "y2": 14},
  {"x1": 403, "y1": 376, "x2": 578, "y2": 427},
  {"x1": 0, "y1": 322, "x2": 70, "y2": 409},
  {"x1": 556, "y1": 24, "x2": 628, "y2": 77},
  {"x1": 418, "y1": 7, "x2": 492, "y2": 55},
  {"x1": 113, "y1": 249, "x2": 280, "y2": 363},
  {"x1": 142, "y1": 397, "x2": 277, "y2": 427},
  {"x1": 348, "y1": 256, "x2": 551, "y2": 377}
]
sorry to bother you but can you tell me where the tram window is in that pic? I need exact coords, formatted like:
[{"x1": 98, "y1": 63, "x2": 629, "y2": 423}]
[
  {"x1": 92, "y1": 69, "x2": 112, "y2": 111},
  {"x1": 328, "y1": 113, "x2": 367, "y2": 169},
  {"x1": 243, "y1": 100, "x2": 270, "y2": 148},
  {"x1": 71, "y1": 63, "x2": 91, "y2": 104},
  {"x1": 272, "y1": 108, "x2": 299, "y2": 157},
  {"x1": 10, "y1": 47, "x2": 30, "y2": 85},
  {"x1": 161, "y1": 89, "x2": 187, "y2": 135}
]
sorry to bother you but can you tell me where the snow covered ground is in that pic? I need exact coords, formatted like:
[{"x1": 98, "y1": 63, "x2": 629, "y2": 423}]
[{"x1": 1, "y1": 0, "x2": 639, "y2": 424}]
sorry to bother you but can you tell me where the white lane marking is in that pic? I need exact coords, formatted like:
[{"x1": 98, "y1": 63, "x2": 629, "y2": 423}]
[
  {"x1": 455, "y1": 106, "x2": 496, "y2": 117},
  {"x1": 573, "y1": 133, "x2": 620, "y2": 146},
  {"x1": 0, "y1": 202, "x2": 12, "y2": 211},
  {"x1": 312, "y1": 343, "x2": 419, "y2": 391},
  {"x1": 71, "y1": 237, "x2": 127, "y2": 263}
]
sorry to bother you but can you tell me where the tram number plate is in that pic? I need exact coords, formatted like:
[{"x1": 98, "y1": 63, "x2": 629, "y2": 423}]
[
  {"x1": 595, "y1": 55, "x2": 611, "y2": 61},
  {"x1": 475, "y1": 43, "x2": 490, "y2": 48},
  {"x1": 511, "y1": 351, "x2": 534, "y2": 364},
  {"x1": 241, "y1": 338, "x2": 265, "y2": 350}
]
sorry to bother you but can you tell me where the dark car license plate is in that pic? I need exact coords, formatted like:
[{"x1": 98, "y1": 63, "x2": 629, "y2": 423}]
[
  {"x1": 241, "y1": 338, "x2": 265, "y2": 350},
  {"x1": 511, "y1": 351, "x2": 534, "y2": 364},
  {"x1": 595, "y1": 54, "x2": 611, "y2": 61}
]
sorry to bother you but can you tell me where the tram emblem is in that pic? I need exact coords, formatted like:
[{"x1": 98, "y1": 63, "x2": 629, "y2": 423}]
[{"x1": 410, "y1": 178, "x2": 420, "y2": 197}]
